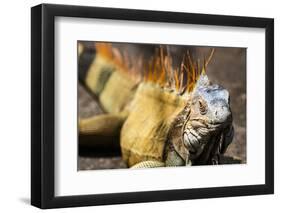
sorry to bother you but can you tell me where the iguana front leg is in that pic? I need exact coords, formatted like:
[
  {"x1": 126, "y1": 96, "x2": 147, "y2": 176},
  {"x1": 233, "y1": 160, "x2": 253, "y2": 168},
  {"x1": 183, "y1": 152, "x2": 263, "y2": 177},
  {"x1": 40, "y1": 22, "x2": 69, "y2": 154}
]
[
  {"x1": 130, "y1": 142, "x2": 188, "y2": 169},
  {"x1": 130, "y1": 151, "x2": 189, "y2": 169},
  {"x1": 131, "y1": 160, "x2": 165, "y2": 168}
]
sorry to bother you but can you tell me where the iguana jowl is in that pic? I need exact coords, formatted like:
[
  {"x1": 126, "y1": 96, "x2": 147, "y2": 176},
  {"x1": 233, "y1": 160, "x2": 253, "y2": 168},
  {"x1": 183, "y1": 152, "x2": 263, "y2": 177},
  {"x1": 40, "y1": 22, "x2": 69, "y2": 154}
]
[{"x1": 78, "y1": 42, "x2": 234, "y2": 168}]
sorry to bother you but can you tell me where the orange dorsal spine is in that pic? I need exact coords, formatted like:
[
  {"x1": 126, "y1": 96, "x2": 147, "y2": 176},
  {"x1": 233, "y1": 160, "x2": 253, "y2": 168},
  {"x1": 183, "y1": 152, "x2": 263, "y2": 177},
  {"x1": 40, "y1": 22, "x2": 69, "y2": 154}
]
[{"x1": 94, "y1": 42, "x2": 214, "y2": 94}]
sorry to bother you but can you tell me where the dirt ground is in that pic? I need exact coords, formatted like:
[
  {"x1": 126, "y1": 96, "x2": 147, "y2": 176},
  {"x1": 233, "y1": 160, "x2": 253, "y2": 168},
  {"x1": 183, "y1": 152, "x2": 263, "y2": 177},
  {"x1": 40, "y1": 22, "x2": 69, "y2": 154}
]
[
  {"x1": 199, "y1": 47, "x2": 246, "y2": 163},
  {"x1": 78, "y1": 44, "x2": 246, "y2": 170}
]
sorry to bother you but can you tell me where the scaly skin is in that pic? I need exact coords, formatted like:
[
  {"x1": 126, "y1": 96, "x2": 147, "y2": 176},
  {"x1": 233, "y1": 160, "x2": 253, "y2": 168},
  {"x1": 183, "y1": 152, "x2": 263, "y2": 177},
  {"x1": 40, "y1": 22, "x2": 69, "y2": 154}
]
[{"x1": 78, "y1": 43, "x2": 234, "y2": 168}]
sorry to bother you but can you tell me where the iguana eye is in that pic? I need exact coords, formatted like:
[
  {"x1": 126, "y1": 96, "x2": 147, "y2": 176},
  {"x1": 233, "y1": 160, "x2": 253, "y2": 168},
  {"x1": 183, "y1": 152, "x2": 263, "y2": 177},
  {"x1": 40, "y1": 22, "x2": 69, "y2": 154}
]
[{"x1": 198, "y1": 100, "x2": 207, "y2": 115}]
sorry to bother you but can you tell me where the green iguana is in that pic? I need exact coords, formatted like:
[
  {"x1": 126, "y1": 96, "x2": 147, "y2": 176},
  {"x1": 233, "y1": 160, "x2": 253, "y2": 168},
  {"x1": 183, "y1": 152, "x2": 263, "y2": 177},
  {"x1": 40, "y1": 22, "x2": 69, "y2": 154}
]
[{"x1": 78, "y1": 42, "x2": 234, "y2": 168}]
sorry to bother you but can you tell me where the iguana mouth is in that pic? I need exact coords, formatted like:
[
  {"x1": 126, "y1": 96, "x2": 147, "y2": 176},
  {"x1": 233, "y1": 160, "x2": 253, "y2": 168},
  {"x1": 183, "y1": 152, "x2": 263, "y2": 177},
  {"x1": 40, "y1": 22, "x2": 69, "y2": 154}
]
[{"x1": 190, "y1": 117, "x2": 229, "y2": 126}]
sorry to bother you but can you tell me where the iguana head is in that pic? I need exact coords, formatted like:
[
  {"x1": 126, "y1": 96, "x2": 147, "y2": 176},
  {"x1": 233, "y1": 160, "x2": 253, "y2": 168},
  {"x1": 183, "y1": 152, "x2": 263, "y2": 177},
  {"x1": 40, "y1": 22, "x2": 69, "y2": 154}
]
[{"x1": 182, "y1": 75, "x2": 234, "y2": 163}]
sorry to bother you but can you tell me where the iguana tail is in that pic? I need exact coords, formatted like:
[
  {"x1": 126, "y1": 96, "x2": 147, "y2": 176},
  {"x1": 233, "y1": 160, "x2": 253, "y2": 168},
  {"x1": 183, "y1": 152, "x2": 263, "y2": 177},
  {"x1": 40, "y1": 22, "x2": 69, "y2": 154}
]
[{"x1": 79, "y1": 113, "x2": 127, "y2": 149}]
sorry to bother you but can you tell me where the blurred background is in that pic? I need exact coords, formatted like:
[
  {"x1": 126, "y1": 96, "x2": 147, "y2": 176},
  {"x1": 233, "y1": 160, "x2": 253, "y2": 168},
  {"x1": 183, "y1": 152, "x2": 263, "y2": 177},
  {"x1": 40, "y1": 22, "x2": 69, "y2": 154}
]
[{"x1": 78, "y1": 42, "x2": 246, "y2": 170}]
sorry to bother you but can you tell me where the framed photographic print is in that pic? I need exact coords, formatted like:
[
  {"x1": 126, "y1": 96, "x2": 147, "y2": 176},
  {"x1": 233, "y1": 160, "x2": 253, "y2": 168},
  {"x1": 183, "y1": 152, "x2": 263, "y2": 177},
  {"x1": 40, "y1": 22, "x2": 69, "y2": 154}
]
[{"x1": 31, "y1": 3, "x2": 274, "y2": 209}]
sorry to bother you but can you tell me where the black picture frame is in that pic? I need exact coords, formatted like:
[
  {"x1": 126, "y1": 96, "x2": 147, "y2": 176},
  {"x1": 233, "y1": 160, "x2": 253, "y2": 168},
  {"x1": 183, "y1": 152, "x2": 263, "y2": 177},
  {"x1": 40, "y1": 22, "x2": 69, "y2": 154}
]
[{"x1": 31, "y1": 3, "x2": 274, "y2": 209}]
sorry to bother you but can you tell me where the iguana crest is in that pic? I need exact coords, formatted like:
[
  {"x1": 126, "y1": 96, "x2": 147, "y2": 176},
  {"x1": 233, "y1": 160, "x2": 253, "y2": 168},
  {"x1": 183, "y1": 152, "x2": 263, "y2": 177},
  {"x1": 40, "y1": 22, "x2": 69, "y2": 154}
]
[{"x1": 95, "y1": 42, "x2": 215, "y2": 94}]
